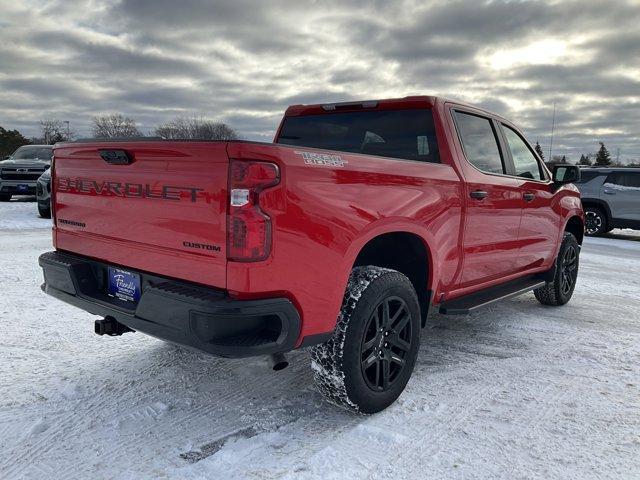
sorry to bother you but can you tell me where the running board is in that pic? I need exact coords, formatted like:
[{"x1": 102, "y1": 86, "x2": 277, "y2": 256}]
[{"x1": 439, "y1": 276, "x2": 546, "y2": 315}]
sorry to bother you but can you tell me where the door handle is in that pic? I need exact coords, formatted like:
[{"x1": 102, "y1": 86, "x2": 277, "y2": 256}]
[
  {"x1": 603, "y1": 189, "x2": 616, "y2": 195},
  {"x1": 470, "y1": 190, "x2": 488, "y2": 200},
  {"x1": 523, "y1": 193, "x2": 535, "y2": 202}
]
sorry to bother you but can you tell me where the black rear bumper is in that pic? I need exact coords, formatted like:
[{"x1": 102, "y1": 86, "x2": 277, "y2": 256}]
[{"x1": 39, "y1": 251, "x2": 301, "y2": 358}]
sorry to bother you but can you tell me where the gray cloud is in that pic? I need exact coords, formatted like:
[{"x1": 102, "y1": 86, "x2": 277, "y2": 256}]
[{"x1": 0, "y1": 0, "x2": 639, "y2": 160}]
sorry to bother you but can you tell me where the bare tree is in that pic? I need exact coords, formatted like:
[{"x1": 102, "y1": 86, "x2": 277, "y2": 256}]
[
  {"x1": 39, "y1": 119, "x2": 71, "y2": 144},
  {"x1": 155, "y1": 116, "x2": 239, "y2": 140},
  {"x1": 92, "y1": 114, "x2": 141, "y2": 138}
]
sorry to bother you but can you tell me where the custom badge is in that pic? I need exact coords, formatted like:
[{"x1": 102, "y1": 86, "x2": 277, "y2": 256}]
[{"x1": 295, "y1": 151, "x2": 348, "y2": 167}]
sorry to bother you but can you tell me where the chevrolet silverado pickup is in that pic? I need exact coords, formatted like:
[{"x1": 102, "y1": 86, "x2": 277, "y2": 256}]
[{"x1": 39, "y1": 96, "x2": 584, "y2": 413}]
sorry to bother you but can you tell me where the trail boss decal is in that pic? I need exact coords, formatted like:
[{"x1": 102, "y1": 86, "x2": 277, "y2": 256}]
[
  {"x1": 295, "y1": 151, "x2": 348, "y2": 167},
  {"x1": 56, "y1": 177, "x2": 204, "y2": 202}
]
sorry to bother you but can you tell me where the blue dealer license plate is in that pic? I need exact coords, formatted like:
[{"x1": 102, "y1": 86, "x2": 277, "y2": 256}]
[
  {"x1": 17, "y1": 184, "x2": 29, "y2": 192},
  {"x1": 107, "y1": 268, "x2": 141, "y2": 303}
]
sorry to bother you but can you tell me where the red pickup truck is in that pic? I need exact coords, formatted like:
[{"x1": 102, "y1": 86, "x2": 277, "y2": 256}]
[{"x1": 40, "y1": 96, "x2": 583, "y2": 413}]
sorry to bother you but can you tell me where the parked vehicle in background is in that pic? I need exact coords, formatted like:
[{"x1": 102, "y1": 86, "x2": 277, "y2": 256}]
[
  {"x1": 576, "y1": 167, "x2": 640, "y2": 235},
  {"x1": 36, "y1": 168, "x2": 51, "y2": 218},
  {"x1": 39, "y1": 96, "x2": 584, "y2": 413},
  {"x1": 0, "y1": 145, "x2": 52, "y2": 201}
]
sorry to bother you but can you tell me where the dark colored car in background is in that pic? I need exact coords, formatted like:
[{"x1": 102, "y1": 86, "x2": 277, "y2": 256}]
[
  {"x1": 0, "y1": 145, "x2": 52, "y2": 201},
  {"x1": 36, "y1": 168, "x2": 51, "y2": 218},
  {"x1": 576, "y1": 167, "x2": 640, "y2": 235}
]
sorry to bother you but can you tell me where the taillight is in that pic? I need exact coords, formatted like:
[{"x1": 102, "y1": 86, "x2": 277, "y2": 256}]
[{"x1": 227, "y1": 160, "x2": 279, "y2": 261}]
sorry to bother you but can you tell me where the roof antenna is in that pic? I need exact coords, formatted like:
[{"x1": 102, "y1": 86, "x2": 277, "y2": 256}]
[{"x1": 549, "y1": 100, "x2": 556, "y2": 161}]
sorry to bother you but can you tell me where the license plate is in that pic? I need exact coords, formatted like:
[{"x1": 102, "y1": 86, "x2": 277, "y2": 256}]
[
  {"x1": 107, "y1": 267, "x2": 141, "y2": 303},
  {"x1": 17, "y1": 184, "x2": 29, "y2": 192}
]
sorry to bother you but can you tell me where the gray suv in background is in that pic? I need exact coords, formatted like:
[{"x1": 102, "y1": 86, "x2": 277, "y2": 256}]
[{"x1": 577, "y1": 168, "x2": 640, "y2": 235}]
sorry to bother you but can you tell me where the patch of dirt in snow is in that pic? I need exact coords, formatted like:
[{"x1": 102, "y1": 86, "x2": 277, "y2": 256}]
[{"x1": 1, "y1": 206, "x2": 640, "y2": 479}]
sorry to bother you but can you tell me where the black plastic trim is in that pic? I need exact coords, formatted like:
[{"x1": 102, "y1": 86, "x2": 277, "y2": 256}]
[
  {"x1": 39, "y1": 251, "x2": 301, "y2": 358},
  {"x1": 299, "y1": 332, "x2": 333, "y2": 348}
]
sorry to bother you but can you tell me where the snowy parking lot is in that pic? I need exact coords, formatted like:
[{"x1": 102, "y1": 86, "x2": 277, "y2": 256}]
[{"x1": 1, "y1": 199, "x2": 639, "y2": 480}]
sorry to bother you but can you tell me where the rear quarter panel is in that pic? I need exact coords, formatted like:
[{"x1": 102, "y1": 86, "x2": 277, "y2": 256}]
[{"x1": 226, "y1": 141, "x2": 464, "y2": 342}]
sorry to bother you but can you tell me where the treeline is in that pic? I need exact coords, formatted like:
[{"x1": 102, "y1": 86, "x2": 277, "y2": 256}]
[
  {"x1": 0, "y1": 114, "x2": 239, "y2": 158},
  {"x1": 534, "y1": 141, "x2": 640, "y2": 168}
]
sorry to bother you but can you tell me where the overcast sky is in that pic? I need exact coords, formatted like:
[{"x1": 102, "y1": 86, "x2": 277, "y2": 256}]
[{"x1": 1, "y1": 0, "x2": 639, "y2": 160}]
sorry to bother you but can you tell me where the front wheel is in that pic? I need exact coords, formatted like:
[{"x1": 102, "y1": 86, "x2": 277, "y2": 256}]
[
  {"x1": 311, "y1": 266, "x2": 421, "y2": 414},
  {"x1": 534, "y1": 232, "x2": 580, "y2": 306}
]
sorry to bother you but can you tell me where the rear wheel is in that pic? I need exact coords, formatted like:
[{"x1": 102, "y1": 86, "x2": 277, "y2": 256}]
[
  {"x1": 311, "y1": 266, "x2": 421, "y2": 414},
  {"x1": 0, "y1": 194, "x2": 11, "y2": 202},
  {"x1": 584, "y1": 207, "x2": 606, "y2": 236},
  {"x1": 534, "y1": 233, "x2": 580, "y2": 306}
]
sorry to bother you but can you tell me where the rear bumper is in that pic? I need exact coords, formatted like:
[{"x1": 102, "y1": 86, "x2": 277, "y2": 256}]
[{"x1": 39, "y1": 251, "x2": 301, "y2": 358}]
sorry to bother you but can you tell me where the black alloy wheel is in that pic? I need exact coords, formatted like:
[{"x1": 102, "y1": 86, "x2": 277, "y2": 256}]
[
  {"x1": 560, "y1": 244, "x2": 578, "y2": 296},
  {"x1": 360, "y1": 296, "x2": 412, "y2": 392}
]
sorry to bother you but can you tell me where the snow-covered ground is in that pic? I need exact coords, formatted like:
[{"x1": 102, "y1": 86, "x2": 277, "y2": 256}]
[{"x1": 1, "y1": 200, "x2": 639, "y2": 480}]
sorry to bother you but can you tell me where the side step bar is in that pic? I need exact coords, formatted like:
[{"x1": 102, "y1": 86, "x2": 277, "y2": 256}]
[{"x1": 439, "y1": 275, "x2": 547, "y2": 315}]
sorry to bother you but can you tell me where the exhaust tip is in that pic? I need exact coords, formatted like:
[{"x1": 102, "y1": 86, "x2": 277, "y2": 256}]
[{"x1": 268, "y1": 352, "x2": 289, "y2": 371}]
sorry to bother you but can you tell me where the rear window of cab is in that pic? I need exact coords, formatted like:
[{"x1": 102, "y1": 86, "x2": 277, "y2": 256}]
[{"x1": 276, "y1": 109, "x2": 440, "y2": 163}]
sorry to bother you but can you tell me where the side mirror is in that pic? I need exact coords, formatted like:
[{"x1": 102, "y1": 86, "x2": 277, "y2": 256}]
[{"x1": 552, "y1": 164, "x2": 580, "y2": 186}]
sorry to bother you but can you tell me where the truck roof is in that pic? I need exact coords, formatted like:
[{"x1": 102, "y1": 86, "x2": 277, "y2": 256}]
[{"x1": 283, "y1": 95, "x2": 506, "y2": 121}]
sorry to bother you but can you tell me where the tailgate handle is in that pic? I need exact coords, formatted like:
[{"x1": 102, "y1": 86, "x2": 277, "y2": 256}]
[{"x1": 99, "y1": 149, "x2": 133, "y2": 165}]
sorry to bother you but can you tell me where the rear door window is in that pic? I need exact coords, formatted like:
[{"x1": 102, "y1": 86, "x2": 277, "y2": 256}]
[
  {"x1": 453, "y1": 111, "x2": 505, "y2": 174},
  {"x1": 276, "y1": 109, "x2": 440, "y2": 163},
  {"x1": 501, "y1": 125, "x2": 544, "y2": 181}
]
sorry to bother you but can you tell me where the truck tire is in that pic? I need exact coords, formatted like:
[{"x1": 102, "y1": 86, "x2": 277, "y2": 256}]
[
  {"x1": 311, "y1": 266, "x2": 421, "y2": 414},
  {"x1": 534, "y1": 232, "x2": 579, "y2": 306},
  {"x1": 38, "y1": 204, "x2": 51, "y2": 219},
  {"x1": 584, "y1": 207, "x2": 606, "y2": 236},
  {"x1": 0, "y1": 194, "x2": 11, "y2": 202}
]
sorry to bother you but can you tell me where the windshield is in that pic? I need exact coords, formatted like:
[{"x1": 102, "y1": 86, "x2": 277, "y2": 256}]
[
  {"x1": 10, "y1": 146, "x2": 53, "y2": 160},
  {"x1": 276, "y1": 109, "x2": 440, "y2": 163}
]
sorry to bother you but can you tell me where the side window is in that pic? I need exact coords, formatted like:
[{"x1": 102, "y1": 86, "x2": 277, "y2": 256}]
[
  {"x1": 502, "y1": 125, "x2": 543, "y2": 181},
  {"x1": 606, "y1": 172, "x2": 640, "y2": 189},
  {"x1": 628, "y1": 173, "x2": 640, "y2": 188},
  {"x1": 453, "y1": 111, "x2": 504, "y2": 174},
  {"x1": 575, "y1": 170, "x2": 602, "y2": 184}
]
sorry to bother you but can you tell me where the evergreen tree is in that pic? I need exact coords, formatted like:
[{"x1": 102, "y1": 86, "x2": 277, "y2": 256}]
[
  {"x1": 594, "y1": 142, "x2": 612, "y2": 166},
  {"x1": 0, "y1": 126, "x2": 30, "y2": 158},
  {"x1": 577, "y1": 154, "x2": 592, "y2": 166},
  {"x1": 534, "y1": 142, "x2": 545, "y2": 161}
]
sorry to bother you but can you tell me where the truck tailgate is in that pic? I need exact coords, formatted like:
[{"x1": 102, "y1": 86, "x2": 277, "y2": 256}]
[{"x1": 52, "y1": 141, "x2": 229, "y2": 288}]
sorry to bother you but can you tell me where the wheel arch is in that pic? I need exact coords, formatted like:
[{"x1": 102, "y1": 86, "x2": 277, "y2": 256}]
[
  {"x1": 564, "y1": 215, "x2": 585, "y2": 245},
  {"x1": 349, "y1": 229, "x2": 433, "y2": 326},
  {"x1": 581, "y1": 198, "x2": 612, "y2": 225}
]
